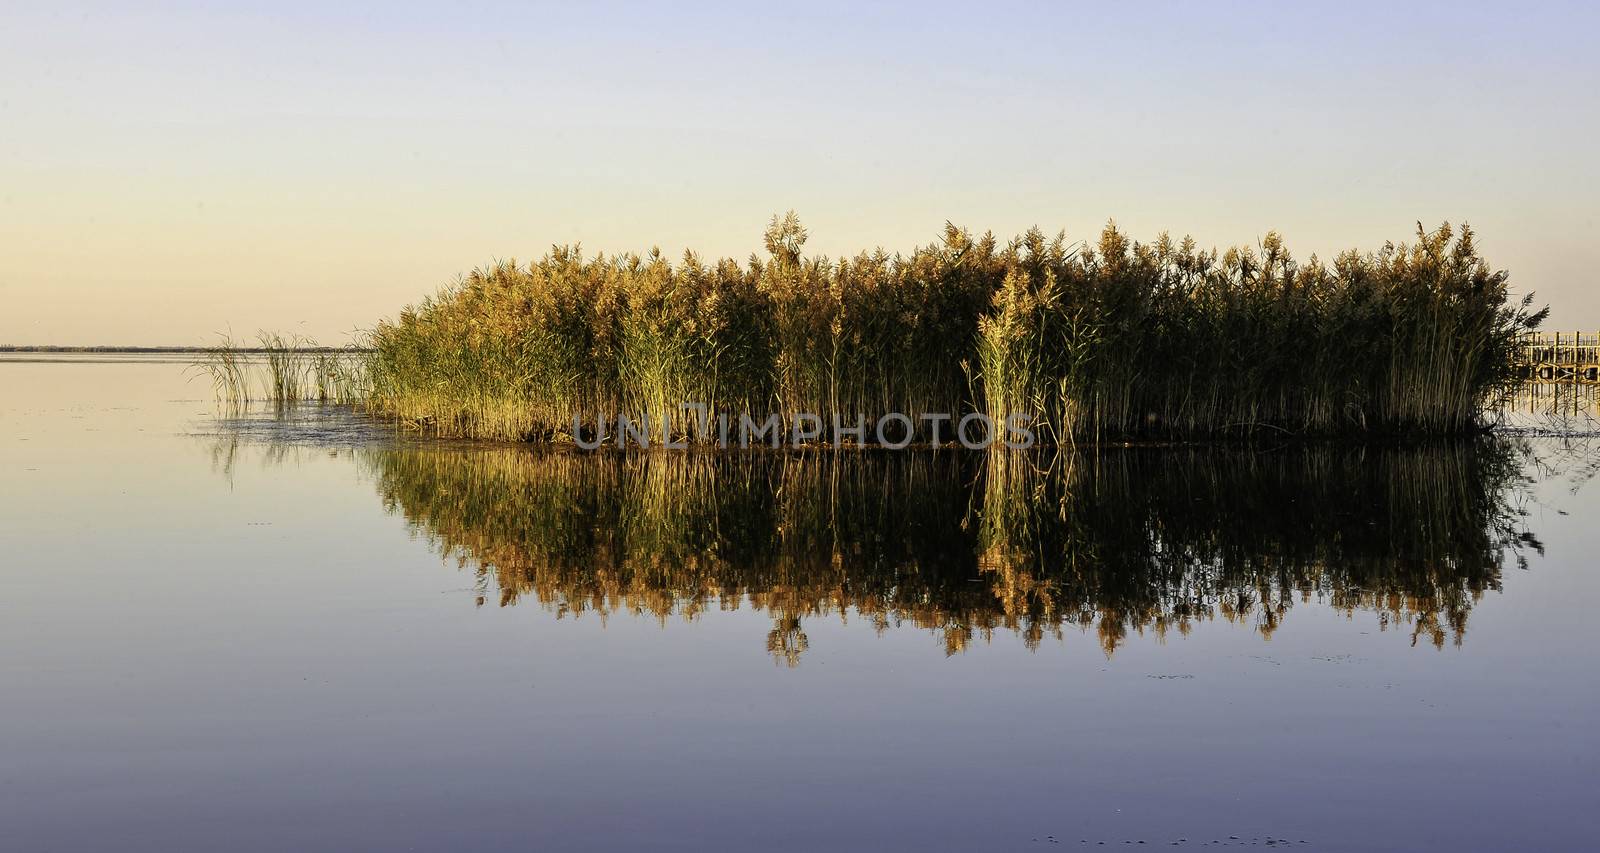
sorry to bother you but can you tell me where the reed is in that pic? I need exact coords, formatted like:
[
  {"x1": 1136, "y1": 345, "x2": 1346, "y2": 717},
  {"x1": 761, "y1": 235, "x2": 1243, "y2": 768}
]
[
  {"x1": 191, "y1": 332, "x2": 367, "y2": 407},
  {"x1": 364, "y1": 216, "x2": 1545, "y2": 442},
  {"x1": 192, "y1": 332, "x2": 253, "y2": 406}
]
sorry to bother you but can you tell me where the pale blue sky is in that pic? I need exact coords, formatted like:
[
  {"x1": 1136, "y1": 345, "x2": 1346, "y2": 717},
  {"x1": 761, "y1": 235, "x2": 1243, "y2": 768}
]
[{"x1": 3, "y1": 1, "x2": 1597, "y2": 343}]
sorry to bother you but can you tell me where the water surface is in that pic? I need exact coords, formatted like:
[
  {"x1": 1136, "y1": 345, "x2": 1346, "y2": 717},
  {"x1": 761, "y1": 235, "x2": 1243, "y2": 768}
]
[{"x1": 3, "y1": 354, "x2": 1597, "y2": 851}]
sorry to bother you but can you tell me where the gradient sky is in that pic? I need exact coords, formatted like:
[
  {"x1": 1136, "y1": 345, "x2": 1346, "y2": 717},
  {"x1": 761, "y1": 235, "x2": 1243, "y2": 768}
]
[{"x1": 3, "y1": 1, "x2": 1597, "y2": 344}]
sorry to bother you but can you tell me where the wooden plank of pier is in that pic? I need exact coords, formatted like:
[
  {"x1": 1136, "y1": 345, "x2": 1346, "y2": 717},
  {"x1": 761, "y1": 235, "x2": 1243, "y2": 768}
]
[{"x1": 1520, "y1": 331, "x2": 1600, "y2": 384}]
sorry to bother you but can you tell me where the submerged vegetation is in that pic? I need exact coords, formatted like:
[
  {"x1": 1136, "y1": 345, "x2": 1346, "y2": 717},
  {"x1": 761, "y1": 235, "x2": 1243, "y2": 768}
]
[
  {"x1": 354, "y1": 440, "x2": 1538, "y2": 663},
  {"x1": 363, "y1": 215, "x2": 1545, "y2": 443}
]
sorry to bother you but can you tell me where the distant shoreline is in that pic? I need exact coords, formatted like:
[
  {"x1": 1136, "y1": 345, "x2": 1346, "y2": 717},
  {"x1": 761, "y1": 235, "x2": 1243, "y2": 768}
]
[{"x1": 0, "y1": 345, "x2": 363, "y2": 353}]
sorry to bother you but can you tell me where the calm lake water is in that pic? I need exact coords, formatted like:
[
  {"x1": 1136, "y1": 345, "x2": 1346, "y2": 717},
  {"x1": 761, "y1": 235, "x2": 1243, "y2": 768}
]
[{"x1": 3, "y1": 354, "x2": 1598, "y2": 852}]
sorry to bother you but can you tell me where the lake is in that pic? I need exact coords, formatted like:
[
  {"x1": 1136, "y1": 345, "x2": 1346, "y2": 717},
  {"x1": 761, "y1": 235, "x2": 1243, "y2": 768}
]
[{"x1": 3, "y1": 354, "x2": 1597, "y2": 851}]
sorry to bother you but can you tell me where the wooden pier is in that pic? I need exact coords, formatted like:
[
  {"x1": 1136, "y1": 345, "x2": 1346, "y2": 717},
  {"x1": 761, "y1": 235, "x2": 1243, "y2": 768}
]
[{"x1": 1520, "y1": 332, "x2": 1600, "y2": 383}]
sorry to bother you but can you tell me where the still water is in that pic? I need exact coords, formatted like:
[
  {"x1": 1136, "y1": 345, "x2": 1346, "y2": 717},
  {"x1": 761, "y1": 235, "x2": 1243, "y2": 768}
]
[{"x1": 3, "y1": 355, "x2": 1597, "y2": 851}]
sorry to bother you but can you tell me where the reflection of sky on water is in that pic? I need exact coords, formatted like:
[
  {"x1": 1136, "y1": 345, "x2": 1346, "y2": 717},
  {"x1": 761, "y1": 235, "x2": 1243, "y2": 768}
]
[{"x1": 3, "y1": 355, "x2": 1598, "y2": 852}]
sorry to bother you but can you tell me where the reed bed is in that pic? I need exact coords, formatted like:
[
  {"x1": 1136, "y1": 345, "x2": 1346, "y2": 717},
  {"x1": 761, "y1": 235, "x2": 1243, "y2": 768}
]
[{"x1": 364, "y1": 216, "x2": 1545, "y2": 442}]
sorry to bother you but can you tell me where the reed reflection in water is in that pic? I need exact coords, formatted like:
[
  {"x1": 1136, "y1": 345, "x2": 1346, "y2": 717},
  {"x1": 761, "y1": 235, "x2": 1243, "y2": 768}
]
[{"x1": 352, "y1": 441, "x2": 1540, "y2": 664}]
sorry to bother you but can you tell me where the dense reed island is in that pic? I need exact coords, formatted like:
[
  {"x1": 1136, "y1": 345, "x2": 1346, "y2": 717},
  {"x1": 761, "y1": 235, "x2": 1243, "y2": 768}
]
[
  {"x1": 363, "y1": 215, "x2": 1545, "y2": 443},
  {"x1": 346, "y1": 441, "x2": 1537, "y2": 662}
]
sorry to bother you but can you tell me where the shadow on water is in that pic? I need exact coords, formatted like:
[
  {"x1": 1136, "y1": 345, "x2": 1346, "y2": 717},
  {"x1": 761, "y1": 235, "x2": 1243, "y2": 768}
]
[{"x1": 348, "y1": 441, "x2": 1541, "y2": 664}]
